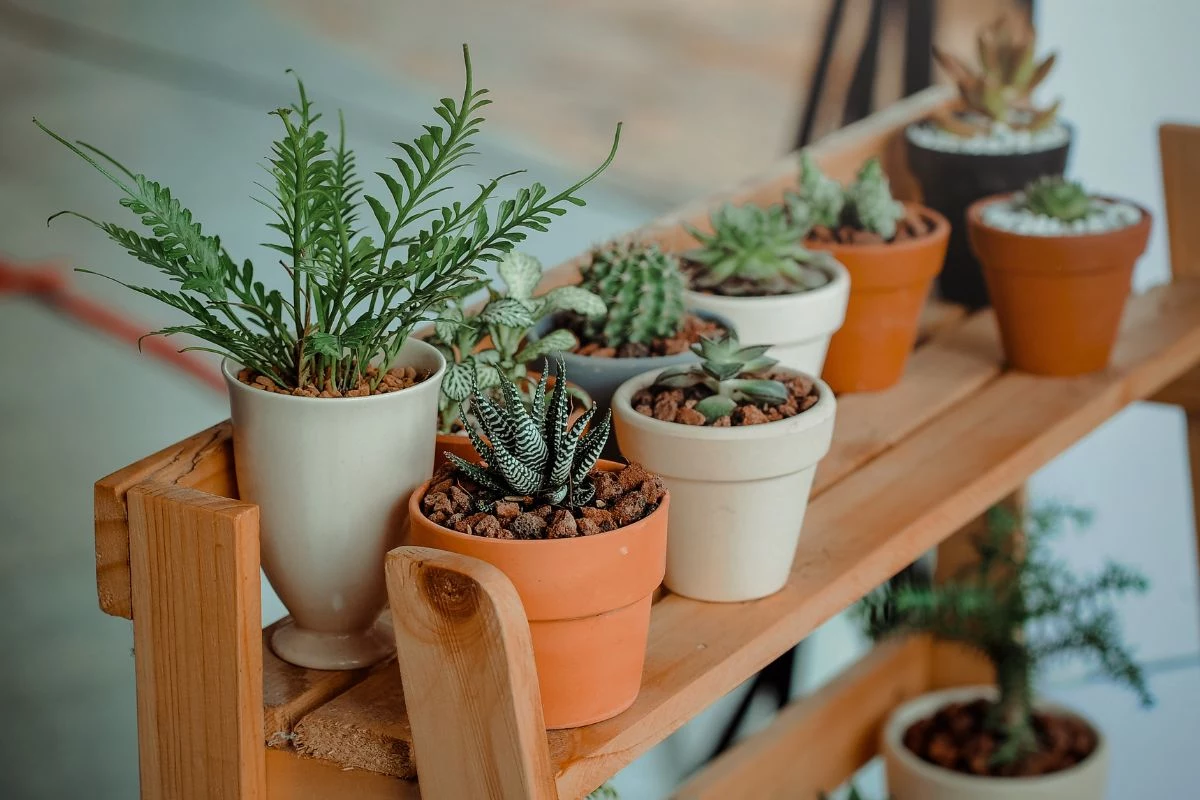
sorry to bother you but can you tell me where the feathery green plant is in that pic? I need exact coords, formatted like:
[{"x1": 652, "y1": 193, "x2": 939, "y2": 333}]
[
  {"x1": 858, "y1": 502, "x2": 1151, "y2": 766},
  {"x1": 686, "y1": 203, "x2": 832, "y2": 296},
  {"x1": 654, "y1": 332, "x2": 789, "y2": 422},
  {"x1": 429, "y1": 251, "x2": 604, "y2": 432},
  {"x1": 449, "y1": 358, "x2": 610, "y2": 509},
  {"x1": 789, "y1": 154, "x2": 904, "y2": 239},
  {"x1": 35, "y1": 46, "x2": 620, "y2": 393},
  {"x1": 1021, "y1": 176, "x2": 1094, "y2": 222},
  {"x1": 576, "y1": 242, "x2": 687, "y2": 349}
]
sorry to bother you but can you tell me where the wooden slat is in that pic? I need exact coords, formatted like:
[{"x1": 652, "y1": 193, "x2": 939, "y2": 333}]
[
  {"x1": 674, "y1": 637, "x2": 933, "y2": 800},
  {"x1": 129, "y1": 483, "x2": 264, "y2": 800},
  {"x1": 266, "y1": 748, "x2": 419, "y2": 800},
  {"x1": 387, "y1": 547, "x2": 556, "y2": 800},
  {"x1": 95, "y1": 421, "x2": 235, "y2": 618},
  {"x1": 1160, "y1": 123, "x2": 1200, "y2": 279}
]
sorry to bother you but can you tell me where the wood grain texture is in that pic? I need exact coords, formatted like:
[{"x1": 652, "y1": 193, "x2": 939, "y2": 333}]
[
  {"x1": 129, "y1": 483, "x2": 264, "y2": 800},
  {"x1": 265, "y1": 748, "x2": 419, "y2": 800},
  {"x1": 387, "y1": 546, "x2": 556, "y2": 800},
  {"x1": 1160, "y1": 123, "x2": 1200, "y2": 279},
  {"x1": 95, "y1": 421, "x2": 235, "y2": 618},
  {"x1": 674, "y1": 637, "x2": 933, "y2": 800}
]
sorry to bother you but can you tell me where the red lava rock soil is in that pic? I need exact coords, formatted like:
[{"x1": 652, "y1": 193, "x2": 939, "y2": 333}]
[
  {"x1": 903, "y1": 698, "x2": 1098, "y2": 778},
  {"x1": 632, "y1": 371, "x2": 819, "y2": 427},
  {"x1": 806, "y1": 205, "x2": 936, "y2": 245},
  {"x1": 238, "y1": 366, "x2": 426, "y2": 397},
  {"x1": 572, "y1": 313, "x2": 725, "y2": 359},
  {"x1": 421, "y1": 462, "x2": 665, "y2": 540}
]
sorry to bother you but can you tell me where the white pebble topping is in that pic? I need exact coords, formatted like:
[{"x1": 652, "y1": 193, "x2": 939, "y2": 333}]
[
  {"x1": 980, "y1": 196, "x2": 1142, "y2": 236},
  {"x1": 907, "y1": 121, "x2": 1071, "y2": 155}
]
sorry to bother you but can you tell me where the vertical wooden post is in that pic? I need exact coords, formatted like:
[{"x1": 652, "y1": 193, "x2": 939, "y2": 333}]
[
  {"x1": 386, "y1": 546, "x2": 557, "y2": 800},
  {"x1": 129, "y1": 484, "x2": 265, "y2": 800}
]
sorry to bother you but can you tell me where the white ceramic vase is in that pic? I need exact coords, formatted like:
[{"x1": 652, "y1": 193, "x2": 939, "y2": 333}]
[
  {"x1": 223, "y1": 338, "x2": 445, "y2": 670},
  {"x1": 611, "y1": 368, "x2": 836, "y2": 602},
  {"x1": 683, "y1": 259, "x2": 850, "y2": 373},
  {"x1": 883, "y1": 686, "x2": 1109, "y2": 800}
]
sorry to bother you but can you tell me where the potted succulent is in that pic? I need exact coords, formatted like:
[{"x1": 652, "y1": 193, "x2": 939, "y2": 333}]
[
  {"x1": 534, "y1": 242, "x2": 730, "y2": 457},
  {"x1": 428, "y1": 250, "x2": 605, "y2": 465},
  {"x1": 611, "y1": 333, "x2": 836, "y2": 602},
  {"x1": 906, "y1": 15, "x2": 1070, "y2": 308},
  {"x1": 681, "y1": 202, "x2": 850, "y2": 374},
  {"x1": 407, "y1": 360, "x2": 670, "y2": 728},
  {"x1": 967, "y1": 177, "x2": 1151, "y2": 376},
  {"x1": 40, "y1": 47, "x2": 621, "y2": 669},
  {"x1": 862, "y1": 503, "x2": 1152, "y2": 799},
  {"x1": 794, "y1": 154, "x2": 950, "y2": 393}
]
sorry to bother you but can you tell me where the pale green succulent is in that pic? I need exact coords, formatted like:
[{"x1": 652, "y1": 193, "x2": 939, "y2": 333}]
[
  {"x1": 844, "y1": 158, "x2": 906, "y2": 239},
  {"x1": 798, "y1": 151, "x2": 845, "y2": 228},
  {"x1": 1021, "y1": 176, "x2": 1094, "y2": 222},
  {"x1": 577, "y1": 243, "x2": 687, "y2": 348},
  {"x1": 654, "y1": 332, "x2": 789, "y2": 423},
  {"x1": 790, "y1": 155, "x2": 904, "y2": 239}
]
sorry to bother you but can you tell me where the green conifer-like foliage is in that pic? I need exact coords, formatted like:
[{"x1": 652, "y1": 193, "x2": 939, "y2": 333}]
[
  {"x1": 577, "y1": 243, "x2": 687, "y2": 348},
  {"x1": 1021, "y1": 176, "x2": 1094, "y2": 222}
]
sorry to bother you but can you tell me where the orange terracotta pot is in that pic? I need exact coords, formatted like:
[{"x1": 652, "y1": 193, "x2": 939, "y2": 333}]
[
  {"x1": 967, "y1": 195, "x2": 1152, "y2": 376},
  {"x1": 406, "y1": 461, "x2": 669, "y2": 729},
  {"x1": 811, "y1": 204, "x2": 950, "y2": 393}
]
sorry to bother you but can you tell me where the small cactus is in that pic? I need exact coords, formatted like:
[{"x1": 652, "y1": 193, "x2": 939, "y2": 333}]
[
  {"x1": 577, "y1": 243, "x2": 687, "y2": 348},
  {"x1": 654, "y1": 332, "x2": 789, "y2": 422},
  {"x1": 843, "y1": 158, "x2": 905, "y2": 239},
  {"x1": 798, "y1": 151, "x2": 844, "y2": 228},
  {"x1": 1021, "y1": 176, "x2": 1093, "y2": 222},
  {"x1": 790, "y1": 156, "x2": 904, "y2": 240}
]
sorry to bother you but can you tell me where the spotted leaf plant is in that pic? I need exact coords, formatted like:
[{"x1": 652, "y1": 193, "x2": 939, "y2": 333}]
[
  {"x1": 654, "y1": 332, "x2": 788, "y2": 422},
  {"x1": 449, "y1": 358, "x2": 611, "y2": 509}
]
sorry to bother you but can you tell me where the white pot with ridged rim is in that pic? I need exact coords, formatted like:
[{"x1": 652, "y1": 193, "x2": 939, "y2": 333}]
[
  {"x1": 222, "y1": 338, "x2": 445, "y2": 670},
  {"x1": 883, "y1": 686, "x2": 1109, "y2": 800},
  {"x1": 611, "y1": 367, "x2": 836, "y2": 602},
  {"x1": 683, "y1": 259, "x2": 850, "y2": 373}
]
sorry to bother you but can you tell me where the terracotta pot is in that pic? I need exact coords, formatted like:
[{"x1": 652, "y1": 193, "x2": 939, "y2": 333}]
[
  {"x1": 967, "y1": 195, "x2": 1152, "y2": 376},
  {"x1": 812, "y1": 204, "x2": 950, "y2": 393},
  {"x1": 684, "y1": 259, "x2": 849, "y2": 374},
  {"x1": 612, "y1": 369, "x2": 836, "y2": 602},
  {"x1": 406, "y1": 461, "x2": 669, "y2": 728},
  {"x1": 223, "y1": 338, "x2": 445, "y2": 670},
  {"x1": 883, "y1": 686, "x2": 1109, "y2": 800},
  {"x1": 907, "y1": 125, "x2": 1072, "y2": 309}
]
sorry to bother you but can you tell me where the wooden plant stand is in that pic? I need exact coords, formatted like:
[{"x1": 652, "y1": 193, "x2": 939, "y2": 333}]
[{"x1": 93, "y1": 90, "x2": 1200, "y2": 799}]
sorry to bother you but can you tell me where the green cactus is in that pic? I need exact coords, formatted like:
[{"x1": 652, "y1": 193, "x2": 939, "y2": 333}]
[
  {"x1": 844, "y1": 158, "x2": 906, "y2": 239},
  {"x1": 654, "y1": 332, "x2": 789, "y2": 422},
  {"x1": 790, "y1": 155, "x2": 904, "y2": 240},
  {"x1": 449, "y1": 358, "x2": 610, "y2": 509},
  {"x1": 1021, "y1": 176, "x2": 1094, "y2": 222},
  {"x1": 798, "y1": 151, "x2": 845, "y2": 228},
  {"x1": 577, "y1": 243, "x2": 687, "y2": 348},
  {"x1": 686, "y1": 203, "x2": 833, "y2": 296}
]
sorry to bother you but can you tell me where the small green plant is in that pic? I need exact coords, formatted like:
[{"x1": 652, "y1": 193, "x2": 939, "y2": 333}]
[
  {"x1": 798, "y1": 152, "x2": 845, "y2": 229},
  {"x1": 686, "y1": 203, "x2": 833, "y2": 296},
  {"x1": 449, "y1": 358, "x2": 610, "y2": 509},
  {"x1": 586, "y1": 784, "x2": 619, "y2": 800},
  {"x1": 575, "y1": 242, "x2": 687, "y2": 349},
  {"x1": 654, "y1": 332, "x2": 788, "y2": 422},
  {"x1": 789, "y1": 154, "x2": 904, "y2": 240},
  {"x1": 931, "y1": 16, "x2": 1059, "y2": 136},
  {"x1": 36, "y1": 46, "x2": 619, "y2": 393},
  {"x1": 1021, "y1": 176, "x2": 1094, "y2": 222},
  {"x1": 859, "y1": 502, "x2": 1152, "y2": 766},
  {"x1": 429, "y1": 251, "x2": 604, "y2": 432}
]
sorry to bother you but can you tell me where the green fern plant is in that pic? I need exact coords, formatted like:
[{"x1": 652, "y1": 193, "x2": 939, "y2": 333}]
[
  {"x1": 789, "y1": 154, "x2": 904, "y2": 239},
  {"x1": 576, "y1": 242, "x2": 687, "y2": 348},
  {"x1": 449, "y1": 358, "x2": 610, "y2": 509},
  {"x1": 36, "y1": 46, "x2": 620, "y2": 393},
  {"x1": 653, "y1": 332, "x2": 788, "y2": 422},
  {"x1": 859, "y1": 502, "x2": 1151, "y2": 766},
  {"x1": 1021, "y1": 176, "x2": 1094, "y2": 222},
  {"x1": 686, "y1": 203, "x2": 832, "y2": 296},
  {"x1": 429, "y1": 251, "x2": 604, "y2": 432}
]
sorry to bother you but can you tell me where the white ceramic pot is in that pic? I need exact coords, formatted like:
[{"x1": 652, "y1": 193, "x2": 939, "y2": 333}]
[
  {"x1": 223, "y1": 338, "x2": 445, "y2": 670},
  {"x1": 611, "y1": 368, "x2": 836, "y2": 602},
  {"x1": 683, "y1": 259, "x2": 850, "y2": 373},
  {"x1": 883, "y1": 686, "x2": 1109, "y2": 800}
]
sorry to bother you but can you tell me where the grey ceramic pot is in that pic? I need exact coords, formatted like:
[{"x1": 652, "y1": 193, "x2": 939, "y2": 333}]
[{"x1": 530, "y1": 311, "x2": 733, "y2": 460}]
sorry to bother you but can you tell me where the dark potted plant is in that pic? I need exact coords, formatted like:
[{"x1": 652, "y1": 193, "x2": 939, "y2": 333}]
[
  {"x1": 906, "y1": 15, "x2": 1070, "y2": 309},
  {"x1": 407, "y1": 359, "x2": 669, "y2": 729},
  {"x1": 863, "y1": 503, "x2": 1152, "y2": 799},
  {"x1": 967, "y1": 177, "x2": 1151, "y2": 376},
  {"x1": 612, "y1": 333, "x2": 836, "y2": 602},
  {"x1": 794, "y1": 154, "x2": 950, "y2": 393},
  {"x1": 38, "y1": 46, "x2": 620, "y2": 670}
]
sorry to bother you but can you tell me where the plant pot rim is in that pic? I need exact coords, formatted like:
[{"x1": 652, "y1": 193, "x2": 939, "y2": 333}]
[
  {"x1": 682, "y1": 257, "x2": 850, "y2": 309},
  {"x1": 885, "y1": 685, "x2": 1108, "y2": 788},
  {"x1": 532, "y1": 309, "x2": 734, "y2": 369},
  {"x1": 966, "y1": 193, "x2": 1153, "y2": 243},
  {"x1": 904, "y1": 119, "x2": 1076, "y2": 158},
  {"x1": 804, "y1": 203, "x2": 951, "y2": 258},
  {"x1": 611, "y1": 366, "x2": 835, "y2": 441},
  {"x1": 222, "y1": 337, "x2": 446, "y2": 406},
  {"x1": 408, "y1": 458, "x2": 670, "y2": 549}
]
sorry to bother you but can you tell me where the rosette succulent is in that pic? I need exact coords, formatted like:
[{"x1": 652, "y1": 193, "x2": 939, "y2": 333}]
[
  {"x1": 654, "y1": 332, "x2": 789, "y2": 422},
  {"x1": 1020, "y1": 176, "x2": 1093, "y2": 222}
]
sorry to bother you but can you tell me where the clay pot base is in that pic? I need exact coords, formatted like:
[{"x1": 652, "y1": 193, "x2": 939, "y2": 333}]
[
  {"x1": 903, "y1": 698, "x2": 1098, "y2": 779},
  {"x1": 571, "y1": 313, "x2": 725, "y2": 359},
  {"x1": 270, "y1": 615, "x2": 395, "y2": 670},
  {"x1": 237, "y1": 366, "x2": 428, "y2": 398},
  {"x1": 631, "y1": 372, "x2": 820, "y2": 427}
]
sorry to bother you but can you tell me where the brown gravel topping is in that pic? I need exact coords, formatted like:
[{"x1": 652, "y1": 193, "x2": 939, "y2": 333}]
[
  {"x1": 807, "y1": 205, "x2": 937, "y2": 245},
  {"x1": 568, "y1": 313, "x2": 725, "y2": 359},
  {"x1": 237, "y1": 366, "x2": 426, "y2": 397},
  {"x1": 632, "y1": 371, "x2": 820, "y2": 427},
  {"x1": 420, "y1": 462, "x2": 666, "y2": 540}
]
